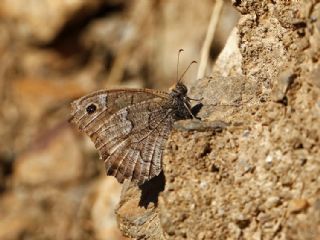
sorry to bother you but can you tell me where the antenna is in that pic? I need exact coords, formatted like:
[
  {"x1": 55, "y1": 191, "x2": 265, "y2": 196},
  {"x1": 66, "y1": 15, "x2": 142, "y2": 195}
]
[
  {"x1": 178, "y1": 60, "x2": 197, "y2": 83},
  {"x1": 176, "y1": 49, "x2": 184, "y2": 82}
]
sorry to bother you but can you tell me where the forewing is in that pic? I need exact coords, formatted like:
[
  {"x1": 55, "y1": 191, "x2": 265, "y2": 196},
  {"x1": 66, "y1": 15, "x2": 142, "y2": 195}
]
[
  {"x1": 96, "y1": 98, "x2": 174, "y2": 185},
  {"x1": 70, "y1": 89, "x2": 168, "y2": 136}
]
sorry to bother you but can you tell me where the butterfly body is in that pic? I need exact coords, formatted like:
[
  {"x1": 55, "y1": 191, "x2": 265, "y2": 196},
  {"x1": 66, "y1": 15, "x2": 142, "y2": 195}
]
[{"x1": 70, "y1": 82, "x2": 193, "y2": 185}]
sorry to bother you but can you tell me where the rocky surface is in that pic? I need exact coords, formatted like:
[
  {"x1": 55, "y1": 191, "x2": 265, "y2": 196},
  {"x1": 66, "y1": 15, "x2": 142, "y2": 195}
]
[
  {"x1": 117, "y1": 1, "x2": 320, "y2": 239},
  {"x1": 1, "y1": 0, "x2": 318, "y2": 239}
]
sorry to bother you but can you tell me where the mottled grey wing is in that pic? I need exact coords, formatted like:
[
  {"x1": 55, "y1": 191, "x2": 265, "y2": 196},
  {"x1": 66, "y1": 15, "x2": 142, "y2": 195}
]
[{"x1": 70, "y1": 89, "x2": 172, "y2": 184}]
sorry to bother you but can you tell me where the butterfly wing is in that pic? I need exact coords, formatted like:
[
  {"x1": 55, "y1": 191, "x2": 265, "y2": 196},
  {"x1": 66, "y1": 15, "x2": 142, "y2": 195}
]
[
  {"x1": 70, "y1": 89, "x2": 172, "y2": 184},
  {"x1": 100, "y1": 99, "x2": 175, "y2": 184},
  {"x1": 70, "y1": 89, "x2": 168, "y2": 131}
]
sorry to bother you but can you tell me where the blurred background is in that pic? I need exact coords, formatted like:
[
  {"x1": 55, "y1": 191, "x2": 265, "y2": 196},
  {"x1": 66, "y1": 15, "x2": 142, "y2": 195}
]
[{"x1": 0, "y1": 0, "x2": 238, "y2": 239}]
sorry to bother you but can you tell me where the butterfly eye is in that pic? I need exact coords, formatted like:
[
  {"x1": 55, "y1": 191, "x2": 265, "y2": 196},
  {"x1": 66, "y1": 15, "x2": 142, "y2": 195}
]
[{"x1": 86, "y1": 104, "x2": 97, "y2": 114}]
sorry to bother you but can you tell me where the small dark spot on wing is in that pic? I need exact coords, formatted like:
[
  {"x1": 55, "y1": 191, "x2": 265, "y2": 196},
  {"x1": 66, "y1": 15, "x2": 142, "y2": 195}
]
[{"x1": 86, "y1": 104, "x2": 97, "y2": 114}]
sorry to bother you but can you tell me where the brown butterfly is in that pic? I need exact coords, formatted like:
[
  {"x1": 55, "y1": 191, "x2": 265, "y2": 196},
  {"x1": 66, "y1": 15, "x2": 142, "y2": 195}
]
[{"x1": 70, "y1": 56, "x2": 197, "y2": 185}]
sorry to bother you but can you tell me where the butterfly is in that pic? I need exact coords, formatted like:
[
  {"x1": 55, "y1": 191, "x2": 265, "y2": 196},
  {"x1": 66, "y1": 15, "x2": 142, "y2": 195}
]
[
  {"x1": 70, "y1": 81, "x2": 197, "y2": 185},
  {"x1": 70, "y1": 51, "x2": 198, "y2": 185}
]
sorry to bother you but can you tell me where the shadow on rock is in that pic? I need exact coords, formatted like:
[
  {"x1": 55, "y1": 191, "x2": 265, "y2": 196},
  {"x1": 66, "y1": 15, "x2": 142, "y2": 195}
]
[{"x1": 139, "y1": 171, "x2": 165, "y2": 208}]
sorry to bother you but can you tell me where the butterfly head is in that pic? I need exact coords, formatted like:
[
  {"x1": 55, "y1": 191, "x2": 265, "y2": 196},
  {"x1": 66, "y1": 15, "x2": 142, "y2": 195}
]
[{"x1": 170, "y1": 82, "x2": 188, "y2": 98}]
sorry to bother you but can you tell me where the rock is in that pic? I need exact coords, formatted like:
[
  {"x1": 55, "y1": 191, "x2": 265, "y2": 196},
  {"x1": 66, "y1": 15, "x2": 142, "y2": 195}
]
[
  {"x1": 264, "y1": 196, "x2": 281, "y2": 209},
  {"x1": 0, "y1": 0, "x2": 121, "y2": 43},
  {"x1": 157, "y1": 1, "x2": 320, "y2": 239},
  {"x1": 12, "y1": 76, "x2": 88, "y2": 121},
  {"x1": 271, "y1": 68, "x2": 296, "y2": 104},
  {"x1": 14, "y1": 124, "x2": 85, "y2": 186},
  {"x1": 116, "y1": 174, "x2": 165, "y2": 240},
  {"x1": 0, "y1": 186, "x2": 89, "y2": 240},
  {"x1": 90, "y1": 177, "x2": 123, "y2": 240},
  {"x1": 288, "y1": 199, "x2": 309, "y2": 214}
]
